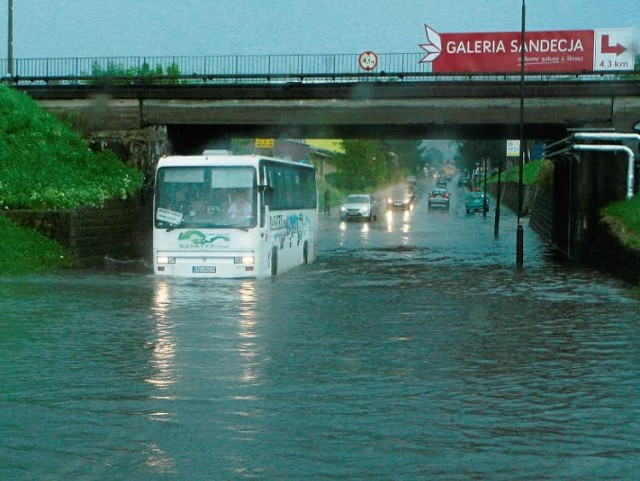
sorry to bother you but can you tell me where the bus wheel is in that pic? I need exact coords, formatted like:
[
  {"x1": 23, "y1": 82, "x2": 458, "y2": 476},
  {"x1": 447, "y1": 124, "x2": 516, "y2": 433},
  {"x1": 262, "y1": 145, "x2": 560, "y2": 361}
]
[
  {"x1": 271, "y1": 248, "x2": 278, "y2": 276},
  {"x1": 303, "y1": 241, "x2": 309, "y2": 264}
]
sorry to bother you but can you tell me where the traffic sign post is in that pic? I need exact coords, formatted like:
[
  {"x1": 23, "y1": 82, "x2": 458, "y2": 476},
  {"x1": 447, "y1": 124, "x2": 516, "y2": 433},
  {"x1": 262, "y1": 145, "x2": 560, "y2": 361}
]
[{"x1": 358, "y1": 51, "x2": 378, "y2": 71}]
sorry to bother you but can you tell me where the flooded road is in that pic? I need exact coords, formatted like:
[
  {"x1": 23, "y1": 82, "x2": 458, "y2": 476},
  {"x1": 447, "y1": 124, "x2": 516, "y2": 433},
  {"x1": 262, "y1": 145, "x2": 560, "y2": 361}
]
[{"x1": 2, "y1": 180, "x2": 639, "y2": 480}]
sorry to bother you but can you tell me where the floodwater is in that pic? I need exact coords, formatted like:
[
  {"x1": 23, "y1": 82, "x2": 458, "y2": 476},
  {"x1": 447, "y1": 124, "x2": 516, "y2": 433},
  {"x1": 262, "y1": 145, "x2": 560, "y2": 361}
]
[{"x1": 2, "y1": 180, "x2": 639, "y2": 480}]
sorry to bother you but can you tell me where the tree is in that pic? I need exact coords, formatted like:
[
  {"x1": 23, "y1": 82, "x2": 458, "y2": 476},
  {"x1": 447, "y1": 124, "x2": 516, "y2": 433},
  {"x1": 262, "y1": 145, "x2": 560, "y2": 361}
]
[
  {"x1": 454, "y1": 140, "x2": 506, "y2": 173},
  {"x1": 333, "y1": 139, "x2": 388, "y2": 190},
  {"x1": 381, "y1": 140, "x2": 425, "y2": 180}
]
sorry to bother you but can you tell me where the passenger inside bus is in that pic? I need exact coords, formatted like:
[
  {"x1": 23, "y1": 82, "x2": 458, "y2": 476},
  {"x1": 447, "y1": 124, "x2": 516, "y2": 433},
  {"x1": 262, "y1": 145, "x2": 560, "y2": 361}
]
[{"x1": 227, "y1": 190, "x2": 253, "y2": 220}]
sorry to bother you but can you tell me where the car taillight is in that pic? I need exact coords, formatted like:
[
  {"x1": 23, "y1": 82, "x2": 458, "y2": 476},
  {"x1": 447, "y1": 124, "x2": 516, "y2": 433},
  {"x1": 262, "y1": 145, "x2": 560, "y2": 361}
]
[{"x1": 443, "y1": 194, "x2": 449, "y2": 198}]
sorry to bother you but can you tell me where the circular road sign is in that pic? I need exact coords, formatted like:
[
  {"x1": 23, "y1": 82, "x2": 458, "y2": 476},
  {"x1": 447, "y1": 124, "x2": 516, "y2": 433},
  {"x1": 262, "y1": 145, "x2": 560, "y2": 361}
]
[{"x1": 358, "y1": 51, "x2": 378, "y2": 71}]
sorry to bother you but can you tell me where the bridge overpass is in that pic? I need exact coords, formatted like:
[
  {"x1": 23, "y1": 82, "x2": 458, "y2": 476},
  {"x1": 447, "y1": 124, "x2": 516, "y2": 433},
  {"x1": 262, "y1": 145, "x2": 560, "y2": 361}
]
[
  {"x1": 6, "y1": 53, "x2": 640, "y2": 267},
  {"x1": 17, "y1": 78, "x2": 640, "y2": 146}
]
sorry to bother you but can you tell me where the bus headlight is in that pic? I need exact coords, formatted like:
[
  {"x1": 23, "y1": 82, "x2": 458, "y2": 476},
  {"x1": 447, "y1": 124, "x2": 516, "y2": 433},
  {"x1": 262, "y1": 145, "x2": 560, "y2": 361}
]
[
  {"x1": 157, "y1": 256, "x2": 176, "y2": 265},
  {"x1": 234, "y1": 256, "x2": 254, "y2": 265}
]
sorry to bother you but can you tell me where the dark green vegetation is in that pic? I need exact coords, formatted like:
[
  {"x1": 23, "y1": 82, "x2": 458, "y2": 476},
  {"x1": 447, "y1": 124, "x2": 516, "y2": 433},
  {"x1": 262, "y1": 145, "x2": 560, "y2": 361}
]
[
  {"x1": 326, "y1": 139, "x2": 425, "y2": 191},
  {"x1": 602, "y1": 196, "x2": 640, "y2": 249},
  {"x1": 0, "y1": 84, "x2": 144, "y2": 274},
  {"x1": 89, "y1": 61, "x2": 183, "y2": 85},
  {"x1": 0, "y1": 215, "x2": 74, "y2": 274}
]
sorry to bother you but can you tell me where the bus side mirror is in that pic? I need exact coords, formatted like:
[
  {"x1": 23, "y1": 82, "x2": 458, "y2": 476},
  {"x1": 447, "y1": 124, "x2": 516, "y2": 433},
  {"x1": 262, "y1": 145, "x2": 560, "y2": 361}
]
[{"x1": 258, "y1": 184, "x2": 274, "y2": 205}]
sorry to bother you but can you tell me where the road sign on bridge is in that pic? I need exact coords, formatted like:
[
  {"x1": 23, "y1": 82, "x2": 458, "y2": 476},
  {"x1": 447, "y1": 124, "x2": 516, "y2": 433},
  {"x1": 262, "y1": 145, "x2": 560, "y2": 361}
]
[{"x1": 419, "y1": 25, "x2": 635, "y2": 73}]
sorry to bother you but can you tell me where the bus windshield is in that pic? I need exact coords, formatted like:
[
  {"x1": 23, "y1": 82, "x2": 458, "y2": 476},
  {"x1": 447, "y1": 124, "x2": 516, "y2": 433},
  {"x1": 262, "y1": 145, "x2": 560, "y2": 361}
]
[{"x1": 154, "y1": 166, "x2": 257, "y2": 229}]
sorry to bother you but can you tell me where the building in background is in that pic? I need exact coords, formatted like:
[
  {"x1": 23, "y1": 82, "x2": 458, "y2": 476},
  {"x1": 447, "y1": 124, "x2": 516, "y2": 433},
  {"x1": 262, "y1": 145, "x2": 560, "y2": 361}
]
[{"x1": 253, "y1": 139, "x2": 341, "y2": 182}]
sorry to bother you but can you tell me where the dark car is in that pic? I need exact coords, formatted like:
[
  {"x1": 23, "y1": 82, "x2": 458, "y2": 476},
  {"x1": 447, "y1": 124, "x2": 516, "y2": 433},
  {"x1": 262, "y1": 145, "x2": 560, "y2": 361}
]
[
  {"x1": 428, "y1": 188, "x2": 450, "y2": 209},
  {"x1": 436, "y1": 177, "x2": 447, "y2": 188},
  {"x1": 386, "y1": 188, "x2": 414, "y2": 210},
  {"x1": 457, "y1": 174, "x2": 470, "y2": 187}
]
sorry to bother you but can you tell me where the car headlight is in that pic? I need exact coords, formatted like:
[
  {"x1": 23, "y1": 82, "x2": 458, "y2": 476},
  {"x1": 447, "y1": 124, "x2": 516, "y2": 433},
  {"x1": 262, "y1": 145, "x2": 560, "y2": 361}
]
[
  {"x1": 157, "y1": 256, "x2": 176, "y2": 265},
  {"x1": 340, "y1": 206, "x2": 346, "y2": 212}
]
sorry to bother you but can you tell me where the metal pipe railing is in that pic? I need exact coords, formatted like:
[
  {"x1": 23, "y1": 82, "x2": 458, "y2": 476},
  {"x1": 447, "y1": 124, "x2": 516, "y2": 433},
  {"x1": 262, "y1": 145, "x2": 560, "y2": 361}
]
[{"x1": 2, "y1": 53, "x2": 637, "y2": 84}]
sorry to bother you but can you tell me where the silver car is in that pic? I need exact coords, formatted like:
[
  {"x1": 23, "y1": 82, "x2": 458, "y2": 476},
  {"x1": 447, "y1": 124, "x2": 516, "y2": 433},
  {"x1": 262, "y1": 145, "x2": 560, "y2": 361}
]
[
  {"x1": 339, "y1": 194, "x2": 379, "y2": 221},
  {"x1": 427, "y1": 188, "x2": 450, "y2": 209}
]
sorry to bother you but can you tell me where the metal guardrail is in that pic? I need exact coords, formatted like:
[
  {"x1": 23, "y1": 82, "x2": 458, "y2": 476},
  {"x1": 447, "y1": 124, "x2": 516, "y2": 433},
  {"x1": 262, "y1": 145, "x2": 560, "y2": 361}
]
[{"x1": 1, "y1": 53, "x2": 638, "y2": 84}]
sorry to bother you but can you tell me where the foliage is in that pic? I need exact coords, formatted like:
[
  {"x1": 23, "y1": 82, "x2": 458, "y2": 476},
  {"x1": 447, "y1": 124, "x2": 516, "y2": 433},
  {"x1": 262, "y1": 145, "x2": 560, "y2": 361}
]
[
  {"x1": 380, "y1": 140, "x2": 425, "y2": 180},
  {"x1": 88, "y1": 60, "x2": 183, "y2": 85},
  {"x1": 230, "y1": 138, "x2": 257, "y2": 155},
  {"x1": 316, "y1": 178, "x2": 346, "y2": 211},
  {"x1": 421, "y1": 145, "x2": 445, "y2": 169},
  {"x1": 454, "y1": 139, "x2": 506, "y2": 173},
  {"x1": 487, "y1": 158, "x2": 545, "y2": 186},
  {"x1": 534, "y1": 158, "x2": 554, "y2": 188},
  {"x1": 0, "y1": 216, "x2": 75, "y2": 274},
  {"x1": 0, "y1": 84, "x2": 143, "y2": 210},
  {"x1": 332, "y1": 140, "x2": 388, "y2": 190},
  {"x1": 602, "y1": 195, "x2": 640, "y2": 249}
]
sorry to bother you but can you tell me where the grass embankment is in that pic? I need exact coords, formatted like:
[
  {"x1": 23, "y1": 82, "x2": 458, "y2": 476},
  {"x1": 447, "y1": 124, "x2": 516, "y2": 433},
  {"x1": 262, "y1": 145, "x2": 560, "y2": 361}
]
[
  {"x1": 602, "y1": 197, "x2": 640, "y2": 249},
  {"x1": 0, "y1": 84, "x2": 144, "y2": 275},
  {"x1": 486, "y1": 158, "x2": 550, "y2": 186}
]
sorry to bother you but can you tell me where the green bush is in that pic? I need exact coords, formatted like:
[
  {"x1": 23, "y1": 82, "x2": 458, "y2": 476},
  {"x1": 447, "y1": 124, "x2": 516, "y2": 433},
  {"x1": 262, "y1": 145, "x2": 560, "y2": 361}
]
[
  {"x1": 487, "y1": 158, "x2": 546, "y2": 186},
  {"x1": 0, "y1": 84, "x2": 143, "y2": 210},
  {"x1": 0, "y1": 84, "x2": 144, "y2": 274}
]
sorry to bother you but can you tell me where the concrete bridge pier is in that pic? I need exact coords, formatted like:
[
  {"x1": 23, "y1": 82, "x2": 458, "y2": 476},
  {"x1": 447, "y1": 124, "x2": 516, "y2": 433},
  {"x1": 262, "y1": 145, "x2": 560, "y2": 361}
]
[{"x1": 552, "y1": 147, "x2": 637, "y2": 261}]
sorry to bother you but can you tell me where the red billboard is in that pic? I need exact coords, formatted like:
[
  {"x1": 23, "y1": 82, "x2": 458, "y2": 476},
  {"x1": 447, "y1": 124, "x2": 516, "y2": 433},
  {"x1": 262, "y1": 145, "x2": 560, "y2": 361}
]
[{"x1": 419, "y1": 25, "x2": 635, "y2": 73}]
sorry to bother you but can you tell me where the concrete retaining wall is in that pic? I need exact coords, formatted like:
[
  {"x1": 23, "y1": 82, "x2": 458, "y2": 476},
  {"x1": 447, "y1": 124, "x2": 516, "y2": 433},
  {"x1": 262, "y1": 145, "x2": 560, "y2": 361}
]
[
  {"x1": 491, "y1": 179, "x2": 640, "y2": 287},
  {"x1": 4, "y1": 198, "x2": 152, "y2": 269}
]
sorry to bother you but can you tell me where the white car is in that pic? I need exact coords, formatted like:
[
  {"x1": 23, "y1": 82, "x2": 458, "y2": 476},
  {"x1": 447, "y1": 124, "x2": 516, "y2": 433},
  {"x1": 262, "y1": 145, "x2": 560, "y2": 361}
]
[{"x1": 339, "y1": 194, "x2": 379, "y2": 221}]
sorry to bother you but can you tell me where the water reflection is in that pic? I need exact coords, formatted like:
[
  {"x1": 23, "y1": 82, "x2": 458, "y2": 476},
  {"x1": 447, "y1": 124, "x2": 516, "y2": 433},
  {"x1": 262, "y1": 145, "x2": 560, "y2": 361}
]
[
  {"x1": 147, "y1": 279, "x2": 177, "y2": 393},
  {"x1": 143, "y1": 442, "x2": 176, "y2": 474},
  {"x1": 338, "y1": 219, "x2": 372, "y2": 245},
  {"x1": 237, "y1": 281, "x2": 260, "y2": 384},
  {"x1": 384, "y1": 208, "x2": 413, "y2": 234}
]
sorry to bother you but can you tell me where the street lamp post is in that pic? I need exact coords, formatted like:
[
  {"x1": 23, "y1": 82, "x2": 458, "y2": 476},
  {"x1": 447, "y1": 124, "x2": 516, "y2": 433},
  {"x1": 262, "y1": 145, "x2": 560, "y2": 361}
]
[
  {"x1": 7, "y1": 0, "x2": 13, "y2": 77},
  {"x1": 494, "y1": 156, "x2": 503, "y2": 237},
  {"x1": 516, "y1": 0, "x2": 526, "y2": 267},
  {"x1": 482, "y1": 157, "x2": 488, "y2": 218}
]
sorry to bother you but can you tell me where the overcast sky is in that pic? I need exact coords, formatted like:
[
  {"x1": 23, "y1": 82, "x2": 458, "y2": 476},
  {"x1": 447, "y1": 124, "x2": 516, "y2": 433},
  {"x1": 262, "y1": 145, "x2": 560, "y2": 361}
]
[{"x1": 1, "y1": 0, "x2": 638, "y2": 58}]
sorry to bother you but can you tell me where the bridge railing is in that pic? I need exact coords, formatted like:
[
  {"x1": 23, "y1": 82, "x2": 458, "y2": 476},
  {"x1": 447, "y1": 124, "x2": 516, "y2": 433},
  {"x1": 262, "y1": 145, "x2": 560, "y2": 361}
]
[
  {"x1": 1, "y1": 53, "x2": 637, "y2": 84},
  {"x1": 1, "y1": 53, "x2": 430, "y2": 83}
]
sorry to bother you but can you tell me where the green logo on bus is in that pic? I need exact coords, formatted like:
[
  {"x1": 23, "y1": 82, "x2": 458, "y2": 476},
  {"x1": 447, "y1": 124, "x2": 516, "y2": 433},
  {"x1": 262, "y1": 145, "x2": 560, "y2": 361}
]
[{"x1": 178, "y1": 230, "x2": 230, "y2": 245}]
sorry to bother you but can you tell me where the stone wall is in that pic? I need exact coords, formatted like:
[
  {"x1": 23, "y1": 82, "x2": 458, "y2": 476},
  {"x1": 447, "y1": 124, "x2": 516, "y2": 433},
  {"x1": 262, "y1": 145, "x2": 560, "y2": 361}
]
[
  {"x1": 4, "y1": 198, "x2": 152, "y2": 269},
  {"x1": 486, "y1": 181, "x2": 535, "y2": 218},
  {"x1": 528, "y1": 185, "x2": 555, "y2": 244}
]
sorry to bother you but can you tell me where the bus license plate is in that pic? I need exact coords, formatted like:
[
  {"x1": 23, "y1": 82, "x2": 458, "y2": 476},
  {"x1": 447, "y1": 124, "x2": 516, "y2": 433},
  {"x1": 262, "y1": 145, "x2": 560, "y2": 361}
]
[{"x1": 192, "y1": 266, "x2": 216, "y2": 273}]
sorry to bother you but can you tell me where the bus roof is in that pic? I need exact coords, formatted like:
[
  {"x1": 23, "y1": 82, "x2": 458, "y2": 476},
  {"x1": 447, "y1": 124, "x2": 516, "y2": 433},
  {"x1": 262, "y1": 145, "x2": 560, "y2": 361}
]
[{"x1": 156, "y1": 154, "x2": 315, "y2": 170}]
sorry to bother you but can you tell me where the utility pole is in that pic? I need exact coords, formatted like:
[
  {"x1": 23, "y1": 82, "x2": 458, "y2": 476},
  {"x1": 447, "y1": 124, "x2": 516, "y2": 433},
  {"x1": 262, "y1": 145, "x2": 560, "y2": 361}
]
[
  {"x1": 482, "y1": 157, "x2": 488, "y2": 218},
  {"x1": 516, "y1": 0, "x2": 526, "y2": 268},
  {"x1": 494, "y1": 156, "x2": 503, "y2": 237},
  {"x1": 7, "y1": 0, "x2": 13, "y2": 77}
]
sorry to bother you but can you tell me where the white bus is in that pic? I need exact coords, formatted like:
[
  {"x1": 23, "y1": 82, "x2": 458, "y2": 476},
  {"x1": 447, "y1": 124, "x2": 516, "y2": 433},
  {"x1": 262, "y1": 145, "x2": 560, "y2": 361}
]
[{"x1": 153, "y1": 153, "x2": 318, "y2": 278}]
